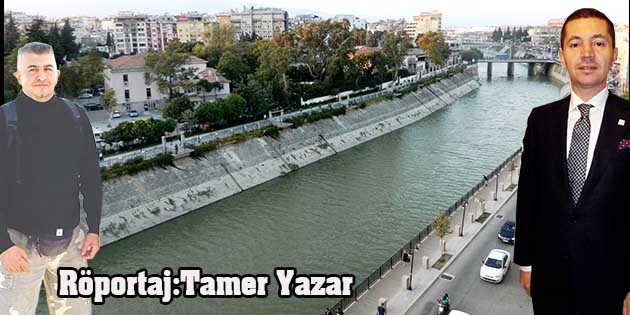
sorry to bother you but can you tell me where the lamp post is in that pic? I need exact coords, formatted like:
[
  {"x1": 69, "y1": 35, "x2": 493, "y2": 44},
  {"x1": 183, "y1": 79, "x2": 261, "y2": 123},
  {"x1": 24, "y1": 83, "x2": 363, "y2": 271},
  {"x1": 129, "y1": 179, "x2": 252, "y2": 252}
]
[
  {"x1": 408, "y1": 241, "x2": 415, "y2": 290},
  {"x1": 459, "y1": 202, "x2": 467, "y2": 237}
]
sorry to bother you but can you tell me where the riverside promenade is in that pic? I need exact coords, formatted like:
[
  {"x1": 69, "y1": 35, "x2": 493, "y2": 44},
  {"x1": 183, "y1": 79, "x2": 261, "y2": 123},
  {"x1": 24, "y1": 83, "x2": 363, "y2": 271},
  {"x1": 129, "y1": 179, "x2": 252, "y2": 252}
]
[{"x1": 342, "y1": 152, "x2": 522, "y2": 315}]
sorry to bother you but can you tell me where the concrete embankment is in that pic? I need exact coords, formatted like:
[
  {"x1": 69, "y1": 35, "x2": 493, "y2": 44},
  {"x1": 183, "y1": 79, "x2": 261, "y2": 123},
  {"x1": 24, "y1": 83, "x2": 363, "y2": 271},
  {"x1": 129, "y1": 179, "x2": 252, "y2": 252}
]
[{"x1": 99, "y1": 73, "x2": 481, "y2": 245}]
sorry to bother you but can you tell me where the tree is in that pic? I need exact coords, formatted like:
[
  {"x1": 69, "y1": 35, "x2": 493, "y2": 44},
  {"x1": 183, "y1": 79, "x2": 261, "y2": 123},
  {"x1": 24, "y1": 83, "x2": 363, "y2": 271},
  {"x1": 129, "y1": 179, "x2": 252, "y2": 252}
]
[
  {"x1": 217, "y1": 51, "x2": 251, "y2": 84},
  {"x1": 254, "y1": 33, "x2": 297, "y2": 107},
  {"x1": 239, "y1": 77, "x2": 273, "y2": 119},
  {"x1": 47, "y1": 24, "x2": 65, "y2": 65},
  {"x1": 416, "y1": 31, "x2": 450, "y2": 66},
  {"x1": 26, "y1": 19, "x2": 48, "y2": 43},
  {"x1": 504, "y1": 27, "x2": 512, "y2": 41},
  {"x1": 294, "y1": 20, "x2": 352, "y2": 81},
  {"x1": 367, "y1": 30, "x2": 384, "y2": 47},
  {"x1": 218, "y1": 94, "x2": 246, "y2": 124},
  {"x1": 60, "y1": 20, "x2": 80, "y2": 61},
  {"x1": 77, "y1": 49, "x2": 104, "y2": 88},
  {"x1": 4, "y1": 15, "x2": 20, "y2": 55},
  {"x1": 144, "y1": 43, "x2": 197, "y2": 98},
  {"x1": 106, "y1": 32, "x2": 114, "y2": 54},
  {"x1": 194, "y1": 100, "x2": 224, "y2": 128},
  {"x1": 431, "y1": 211, "x2": 451, "y2": 256},
  {"x1": 3, "y1": 49, "x2": 20, "y2": 103},
  {"x1": 380, "y1": 31, "x2": 409, "y2": 80},
  {"x1": 461, "y1": 48, "x2": 483, "y2": 63},
  {"x1": 203, "y1": 23, "x2": 235, "y2": 49},
  {"x1": 102, "y1": 88, "x2": 117, "y2": 115},
  {"x1": 162, "y1": 95, "x2": 194, "y2": 121},
  {"x1": 351, "y1": 29, "x2": 367, "y2": 46},
  {"x1": 56, "y1": 63, "x2": 83, "y2": 98}
]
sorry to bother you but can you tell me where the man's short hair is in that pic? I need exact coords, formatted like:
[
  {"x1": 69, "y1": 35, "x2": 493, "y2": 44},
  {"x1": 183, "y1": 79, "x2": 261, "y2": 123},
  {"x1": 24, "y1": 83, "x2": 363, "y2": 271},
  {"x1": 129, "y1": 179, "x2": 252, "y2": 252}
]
[
  {"x1": 561, "y1": 8, "x2": 615, "y2": 50},
  {"x1": 17, "y1": 42, "x2": 56, "y2": 69}
]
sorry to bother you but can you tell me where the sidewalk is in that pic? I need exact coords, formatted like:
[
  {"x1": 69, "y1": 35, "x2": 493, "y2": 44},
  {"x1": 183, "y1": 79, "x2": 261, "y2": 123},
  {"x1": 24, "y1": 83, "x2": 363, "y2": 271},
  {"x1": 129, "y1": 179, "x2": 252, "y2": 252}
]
[{"x1": 344, "y1": 155, "x2": 521, "y2": 315}]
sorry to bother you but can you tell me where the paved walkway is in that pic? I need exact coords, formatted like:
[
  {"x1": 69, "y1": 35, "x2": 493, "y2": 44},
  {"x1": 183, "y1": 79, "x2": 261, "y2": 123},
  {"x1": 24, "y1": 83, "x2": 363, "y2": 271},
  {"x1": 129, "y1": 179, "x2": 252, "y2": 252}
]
[{"x1": 344, "y1": 155, "x2": 521, "y2": 315}]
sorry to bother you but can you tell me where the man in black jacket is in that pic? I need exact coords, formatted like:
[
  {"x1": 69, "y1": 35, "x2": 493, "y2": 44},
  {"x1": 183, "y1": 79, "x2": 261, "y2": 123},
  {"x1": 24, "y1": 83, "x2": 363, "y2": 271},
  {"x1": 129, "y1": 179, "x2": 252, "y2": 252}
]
[
  {"x1": 514, "y1": 8, "x2": 630, "y2": 315},
  {"x1": 0, "y1": 42, "x2": 102, "y2": 314}
]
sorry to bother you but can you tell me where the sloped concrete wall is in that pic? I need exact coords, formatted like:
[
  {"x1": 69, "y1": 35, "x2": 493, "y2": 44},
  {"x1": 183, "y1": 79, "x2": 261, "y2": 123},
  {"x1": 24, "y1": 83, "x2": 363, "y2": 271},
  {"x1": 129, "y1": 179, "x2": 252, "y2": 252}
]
[{"x1": 99, "y1": 73, "x2": 481, "y2": 245}]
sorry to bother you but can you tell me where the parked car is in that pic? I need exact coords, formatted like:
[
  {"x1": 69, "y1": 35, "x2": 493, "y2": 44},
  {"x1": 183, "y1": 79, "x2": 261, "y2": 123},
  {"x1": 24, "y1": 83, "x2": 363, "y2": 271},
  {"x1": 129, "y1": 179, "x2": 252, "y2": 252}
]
[
  {"x1": 112, "y1": 110, "x2": 121, "y2": 118},
  {"x1": 78, "y1": 92, "x2": 93, "y2": 99},
  {"x1": 480, "y1": 249, "x2": 511, "y2": 283},
  {"x1": 497, "y1": 220, "x2": 516, "y2": 244},
  {"x1": 128, "y1": 110, "x2": 139, "y2": 117},
  {"x1": 82, "y1": 103, "x2": 103, "y2": 111}
]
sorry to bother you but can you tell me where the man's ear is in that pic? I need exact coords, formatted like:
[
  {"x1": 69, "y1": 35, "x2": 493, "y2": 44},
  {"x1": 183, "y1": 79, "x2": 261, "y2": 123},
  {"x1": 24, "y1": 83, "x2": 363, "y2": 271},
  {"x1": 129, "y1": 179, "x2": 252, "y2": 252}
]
[
  {"x1": 13, "y1": 71, "x2": 21, "y2": 84},
  {"x1": 613, "y1": 47, "x2": 618, "y2": 63}
]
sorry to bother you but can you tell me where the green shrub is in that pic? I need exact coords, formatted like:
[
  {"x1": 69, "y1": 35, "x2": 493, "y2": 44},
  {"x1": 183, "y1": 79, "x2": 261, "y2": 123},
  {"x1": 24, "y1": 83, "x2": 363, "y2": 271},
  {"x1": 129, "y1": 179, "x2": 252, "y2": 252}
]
[{"x1": 101, "y1": 153, "x2": 173, "y2": 181}]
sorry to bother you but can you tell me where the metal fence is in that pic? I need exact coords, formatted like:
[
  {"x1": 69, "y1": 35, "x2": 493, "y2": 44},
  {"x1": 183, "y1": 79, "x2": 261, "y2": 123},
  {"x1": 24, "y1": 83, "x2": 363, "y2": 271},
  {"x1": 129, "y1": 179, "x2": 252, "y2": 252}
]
[
  {"x1": 329, "y1": 147, "x2": 523, "y2": 312},
  {"x1": 99, "y1": 64, "x2": 464, "y2": 169}
]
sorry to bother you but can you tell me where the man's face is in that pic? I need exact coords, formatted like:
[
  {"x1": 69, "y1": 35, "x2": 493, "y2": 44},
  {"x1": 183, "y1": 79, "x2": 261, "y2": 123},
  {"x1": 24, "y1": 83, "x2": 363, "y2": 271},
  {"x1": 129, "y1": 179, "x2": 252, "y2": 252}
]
[
  {"x1": 13, "y1": 52, "x2": 60, "y2": 102},
  {"x1": 559, "y1": 17, "x2": 617, "y2": 92}
]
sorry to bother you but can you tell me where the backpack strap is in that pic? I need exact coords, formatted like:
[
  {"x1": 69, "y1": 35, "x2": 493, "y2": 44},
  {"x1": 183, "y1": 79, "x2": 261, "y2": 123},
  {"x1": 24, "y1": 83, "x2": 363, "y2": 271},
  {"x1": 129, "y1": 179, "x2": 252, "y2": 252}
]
[{"x1": 2, "y1": 101, "x2": 22, "y2": 184}]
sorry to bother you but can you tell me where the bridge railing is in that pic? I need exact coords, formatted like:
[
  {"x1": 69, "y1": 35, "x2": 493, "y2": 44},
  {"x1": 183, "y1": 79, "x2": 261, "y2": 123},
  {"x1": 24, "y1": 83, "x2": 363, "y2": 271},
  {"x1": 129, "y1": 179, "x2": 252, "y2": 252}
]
[{"x1": 329, "y1": 147, "x2": 523, "y2": 312}]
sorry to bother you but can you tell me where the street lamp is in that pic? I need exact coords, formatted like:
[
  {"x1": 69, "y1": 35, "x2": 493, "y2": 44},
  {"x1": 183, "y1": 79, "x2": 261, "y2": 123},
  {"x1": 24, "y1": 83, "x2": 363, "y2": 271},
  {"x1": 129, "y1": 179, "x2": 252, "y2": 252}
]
[
  {"x1": 408, "y1": 241, "x2": 415, "y2": 290},
  {"x1": 459, "y1": 202, "x2": 467, "y2": 237}
]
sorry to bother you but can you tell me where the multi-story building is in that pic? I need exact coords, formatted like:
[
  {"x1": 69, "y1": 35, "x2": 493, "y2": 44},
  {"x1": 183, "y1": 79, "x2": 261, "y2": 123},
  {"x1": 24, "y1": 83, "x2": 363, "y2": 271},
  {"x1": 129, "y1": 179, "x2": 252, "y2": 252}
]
[
  {"x1": 333, "y1": 15, "x2": 368, "y2": 30},
  {"x1": 103, "y1": 53, "x2": 230, "y2": 111},
  {"x1": 226, "y1": 7, "x2": 288, "y2": 40},
  {"x1": 112, "y1": 11, "x2": 149, "y2": 55},
  {"x1": 404, "y1": 10, "x2": 442, "y2": 40},
  {"x1": 175, "y1": 13, "x2": 213, "y2": 43},
  {"x1": 146, "y1": 14, "x2": 177, "y2": 50}
]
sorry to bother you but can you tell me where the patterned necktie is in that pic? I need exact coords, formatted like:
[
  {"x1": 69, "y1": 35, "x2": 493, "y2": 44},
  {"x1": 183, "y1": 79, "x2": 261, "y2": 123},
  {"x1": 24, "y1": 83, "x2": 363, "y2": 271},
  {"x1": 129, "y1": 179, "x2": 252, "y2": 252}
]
[{"x1": 567, "y1": 103, "x2": 593, "y2": 205}]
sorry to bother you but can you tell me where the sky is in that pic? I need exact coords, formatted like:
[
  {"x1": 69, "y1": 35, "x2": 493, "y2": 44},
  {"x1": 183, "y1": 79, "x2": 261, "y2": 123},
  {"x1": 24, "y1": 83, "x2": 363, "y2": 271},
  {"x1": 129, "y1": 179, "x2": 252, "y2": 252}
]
[{"x1": 5, "y1": 0, "x2": 629, "y2": 27}]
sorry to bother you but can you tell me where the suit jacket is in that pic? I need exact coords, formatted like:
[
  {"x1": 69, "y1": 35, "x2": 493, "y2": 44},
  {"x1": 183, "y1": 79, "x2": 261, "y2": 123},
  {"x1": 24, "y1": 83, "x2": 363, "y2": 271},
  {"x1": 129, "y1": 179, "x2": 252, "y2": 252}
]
[{"x1": 514, "y1": 93, "x2": 630, "y2": 315}]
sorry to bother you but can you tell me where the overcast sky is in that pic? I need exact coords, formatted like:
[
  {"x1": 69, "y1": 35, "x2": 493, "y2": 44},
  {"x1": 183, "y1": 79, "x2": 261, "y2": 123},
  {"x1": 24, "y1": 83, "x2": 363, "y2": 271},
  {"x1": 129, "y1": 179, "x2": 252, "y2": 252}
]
[{"x1": 5, "y1": 0, "x2": 629, "y2": 26}]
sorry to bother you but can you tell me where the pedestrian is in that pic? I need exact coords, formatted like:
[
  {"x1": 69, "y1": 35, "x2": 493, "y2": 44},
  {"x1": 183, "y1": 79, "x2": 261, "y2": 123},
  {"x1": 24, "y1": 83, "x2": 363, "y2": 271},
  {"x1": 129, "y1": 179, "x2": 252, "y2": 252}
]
[
  {"x1": 335, "y1": 307, "x2": 344, "y2": 315},
  {"x1": 402, "y1": 249, "x2": 411, "y2": 263},
  {"x1": 514, "y1": 8, "x2": 630, "y2": 315},
  {"x1": 175, "y1": 143, "x2": 179, "y2": 154},
  {"x1": 323, "y1": 307, "x2": 333, "y2": 315},
  {"x1": 0, "y1": 42, "x2": 102, "y2": 314},
  {"x1": 376, "y1": 302, "x2": 386, "y2": 315}
]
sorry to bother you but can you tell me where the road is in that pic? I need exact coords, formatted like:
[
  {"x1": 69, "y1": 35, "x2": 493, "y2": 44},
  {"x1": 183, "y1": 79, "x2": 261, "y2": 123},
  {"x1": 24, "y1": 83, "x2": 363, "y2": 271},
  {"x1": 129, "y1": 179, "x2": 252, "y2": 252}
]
[{"x1": 404, "y1": 194, "x2": 534, "y2": 315}]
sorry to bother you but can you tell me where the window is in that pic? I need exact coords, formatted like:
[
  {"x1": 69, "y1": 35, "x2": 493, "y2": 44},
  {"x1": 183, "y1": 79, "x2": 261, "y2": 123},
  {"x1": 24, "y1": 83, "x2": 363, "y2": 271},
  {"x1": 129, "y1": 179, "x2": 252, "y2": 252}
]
[
  {"x1": 123, "y1": 74, "x2": 128, "y2": 82},
  {"x1": 124, "y1": 89, "x2": 130, "y2": 100},
  {"x1": 146, "y1": 88, "x2": 152, "y2": 98}
]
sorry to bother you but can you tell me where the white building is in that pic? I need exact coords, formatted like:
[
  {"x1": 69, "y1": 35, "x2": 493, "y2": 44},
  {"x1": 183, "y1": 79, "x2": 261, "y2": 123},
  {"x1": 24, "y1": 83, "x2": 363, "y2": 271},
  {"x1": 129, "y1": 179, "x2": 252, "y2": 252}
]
[
  {"x1": 111, "y1": 12, "x2": 149, "y2": 55},
  {"x1": 404, "y1": 10, "x2": 442, "y2": 40},
  {"x1": 103, "y1": 53, "x2": 230, "y2": 111},
  {"x1": 289, "y1": 14, "x2": 322, "y2": 30},
  {"x1": 333, "y1": 15, "x2": 368, "y2": 30},
  {"x1": 228, "y1": 7, "x2": 288, "y2": 40}
]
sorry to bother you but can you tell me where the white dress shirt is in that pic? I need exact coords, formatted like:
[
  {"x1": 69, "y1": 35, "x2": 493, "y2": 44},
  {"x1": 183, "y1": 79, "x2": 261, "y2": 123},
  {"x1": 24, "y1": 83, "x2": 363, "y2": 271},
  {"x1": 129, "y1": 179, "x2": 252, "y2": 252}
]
[{"x1": 520, "y1": 87, "x2": 609, "y2": 273}]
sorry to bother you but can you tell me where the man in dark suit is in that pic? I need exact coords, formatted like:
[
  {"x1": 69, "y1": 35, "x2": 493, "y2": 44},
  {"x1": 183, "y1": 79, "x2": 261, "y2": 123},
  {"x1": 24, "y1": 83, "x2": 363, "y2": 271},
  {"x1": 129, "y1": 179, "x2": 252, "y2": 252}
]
[{"x1": 514, "y1": 8, "x2": 630, "y2": 315}]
